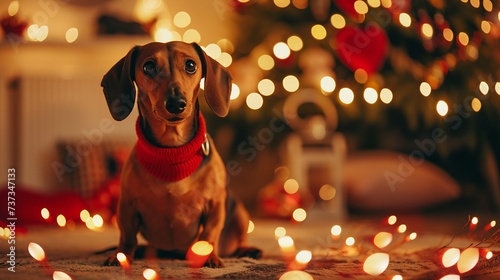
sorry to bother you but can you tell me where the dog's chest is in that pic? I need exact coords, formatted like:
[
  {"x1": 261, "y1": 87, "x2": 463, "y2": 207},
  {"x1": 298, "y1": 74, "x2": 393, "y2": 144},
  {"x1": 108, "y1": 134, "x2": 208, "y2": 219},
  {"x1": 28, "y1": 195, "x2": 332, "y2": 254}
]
[{"x1": 134, "y1": 180, "x2": 208, "y2": 249}]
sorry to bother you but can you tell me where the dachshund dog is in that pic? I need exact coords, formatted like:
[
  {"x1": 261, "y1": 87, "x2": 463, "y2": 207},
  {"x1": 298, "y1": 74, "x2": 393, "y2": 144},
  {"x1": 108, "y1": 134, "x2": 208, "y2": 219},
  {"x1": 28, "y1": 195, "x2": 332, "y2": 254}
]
[{"x1": 101, "y1": 41, "x2": 261, "y2": 268}]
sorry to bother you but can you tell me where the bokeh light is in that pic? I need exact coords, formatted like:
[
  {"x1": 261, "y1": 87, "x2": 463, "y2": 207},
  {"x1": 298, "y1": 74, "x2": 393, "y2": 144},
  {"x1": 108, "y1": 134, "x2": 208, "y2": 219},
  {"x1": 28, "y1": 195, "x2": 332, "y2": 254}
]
[
  {"x1": 380, "y1": 88, "x2": 393, "y2": 104},
  {"x1": 174, "y1": 11, "x2": 191, "y2": 28},
  {"x1": 246, "y1": 92, "x2": 264, "y2": 110},
  {"x1": 283, "y1": 75, "x2": 299, "y2": 92},
  {"x1": 339, "y1": 88, "x2": 354, "y2": 104},
  {"x1": 330, "y1": 14, "x2": 346, "y2": 29}
]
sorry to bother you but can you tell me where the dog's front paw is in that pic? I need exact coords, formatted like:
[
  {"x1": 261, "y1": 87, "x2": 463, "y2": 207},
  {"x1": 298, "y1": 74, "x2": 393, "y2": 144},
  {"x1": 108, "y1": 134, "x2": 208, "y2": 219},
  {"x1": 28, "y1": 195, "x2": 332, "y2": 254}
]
[
  {"x1": 103, "y1": 256, "x2": 120, "y2": 266},
  {"x1": 235, "y1": 246, "x2": 263, "y2": 259},
  {"x1": 204, "y1": 253, "x2": 224, "y2": 268}
]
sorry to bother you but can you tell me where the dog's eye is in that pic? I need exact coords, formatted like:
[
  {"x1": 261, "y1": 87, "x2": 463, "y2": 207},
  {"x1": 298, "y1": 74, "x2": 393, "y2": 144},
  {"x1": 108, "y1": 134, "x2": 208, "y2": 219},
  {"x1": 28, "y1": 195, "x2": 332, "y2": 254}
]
[
  {"x1": 185, "y1": 59, "x2": 197, "y2": 74},
  {"x1": 143, "y1": 61, "x2": 157, "y2": 77}
]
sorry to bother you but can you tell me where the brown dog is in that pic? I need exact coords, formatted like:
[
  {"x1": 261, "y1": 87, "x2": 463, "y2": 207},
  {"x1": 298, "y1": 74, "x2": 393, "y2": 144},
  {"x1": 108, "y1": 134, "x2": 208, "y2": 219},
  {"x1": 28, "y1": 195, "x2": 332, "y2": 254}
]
[{"x1": 101, "y1": 41, "x2": 261, "y2": 268}]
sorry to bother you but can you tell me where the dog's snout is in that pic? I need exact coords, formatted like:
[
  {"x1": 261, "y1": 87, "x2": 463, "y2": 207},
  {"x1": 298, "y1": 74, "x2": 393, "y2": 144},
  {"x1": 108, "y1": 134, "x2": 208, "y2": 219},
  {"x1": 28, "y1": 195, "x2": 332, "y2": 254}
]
[{"x1": 165, "y1": 96, "x2": 187, "y2": 114}]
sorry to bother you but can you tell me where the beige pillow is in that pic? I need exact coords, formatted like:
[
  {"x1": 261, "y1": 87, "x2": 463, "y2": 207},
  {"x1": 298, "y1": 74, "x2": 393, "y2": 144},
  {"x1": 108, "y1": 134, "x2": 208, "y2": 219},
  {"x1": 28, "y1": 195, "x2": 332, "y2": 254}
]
[{"x1": 345, "y1": 150, "x2": 461, "y2": 210}]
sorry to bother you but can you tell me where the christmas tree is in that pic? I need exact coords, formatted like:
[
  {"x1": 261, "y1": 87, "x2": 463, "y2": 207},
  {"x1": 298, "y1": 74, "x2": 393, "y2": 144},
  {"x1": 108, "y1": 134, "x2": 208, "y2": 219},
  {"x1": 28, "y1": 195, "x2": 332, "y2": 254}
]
[{"x1": 212, "y1": 0, "x2": 500, "y2": 192}]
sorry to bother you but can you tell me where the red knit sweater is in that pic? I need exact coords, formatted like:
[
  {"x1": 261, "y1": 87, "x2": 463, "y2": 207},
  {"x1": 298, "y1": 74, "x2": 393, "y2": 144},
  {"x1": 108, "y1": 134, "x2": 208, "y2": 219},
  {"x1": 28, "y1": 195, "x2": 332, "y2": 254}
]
[{"x1": 135, "y1": 114, "x2": 206, "y2": 181}]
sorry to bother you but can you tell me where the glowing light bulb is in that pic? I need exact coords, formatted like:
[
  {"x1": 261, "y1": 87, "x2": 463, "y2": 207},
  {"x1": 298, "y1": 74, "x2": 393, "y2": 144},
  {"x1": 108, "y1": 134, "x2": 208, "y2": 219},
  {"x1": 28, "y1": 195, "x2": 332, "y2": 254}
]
[
  {"x1": 331, "y1": 225, "x2": 342, "y2": 238},
  {"x1": 278, "y1": 236, "x2": 294, "y2": 248},
  {"x1": 367, "y1": 0, "x2": 381, "y2": 8},
  {"x1": 65, "y1": 28, "x2": 78, "y2": 43},
  {"x1": 339, "y1": 88, "x2": 354, "y2": 104},
  {"x1": 481, "y1": 21, "x2": 491, "y2": 34},
  {"x1": 319, "y1": 184, "x2": 336, "y2": 200},
  {"x1": 93, "y1": 214, "x2": 104, "y2": 228},
  {"x1": 273, "y1": 42, "x2": 291, "y2": 59},
  {"x1": 8, "y1": 1, "x2": 19, "y2": 17},
  {"x1": 295, "y1": 250, "x2": 312, "y2": 264},
  {"x1": 320, "y1": 76, "x2": 336, "y2": 93},
  {"x1": 436, "y1": 100, "x2": 448, "y2": 117},
  {"x1": 53, "y1": 271, "x2": 73, "y2": 280},
  {"x1": 363, "y1": 87, "x2": 378, "y2": 104},
  {"x1": 399, "y1": 13, "x2": 411, "y2": 27},
  {"x1": 28, "y1": 242, "x2": 46, "y2": 261},
  {"x1": 86, "y1": 217, "x2": 96, "y2": 230},
  {"x1": 458, "y1": 32, "x2": 469, "y2": 46},
  {"x1": 388, "y1": 215, "x2": 397, "y2": 225},
  {"x1": 279, "y1": 271, "x2": 313, "y2": 280},
  {"x1": 57, "y1": 215, "x2": 66, "y2": 227},
  {"x1": 155, "y1": 28, "x2": 172, "y2": 43},
  {"x1": 258, "y1": 55, "x2": 275, "y2": 70},
  {"x1": 443, "y1": 28, "x2": 454, "y2": 42},
  {"x1": 421, "y1": 23, "x2": 433, "y2": 38},
  {"x1": 354, "y1": 69, "x2": 368, "y2": 84},
  {"x1": 174, "y1": 11, "x2": 191, "y2": 28},
  {"x1": 258, "y1": 79, "x2": 275, "y2": 96},
  {"x1": 217, "y1": 52, "x2": 232, "y2": 67},
  {"x1": 330, "y1": 14, "x2": 346, "y2": 29},
  {"x1": 183, "y1": 29, "x2": 201, "y2": 43},
  {"x1": 457, "y1": 248, "x2": 479, "y2": 273},
  {"x1": 274, "y1": 0, "x2": 290, "y2": 8},
  {"x1": 354, "y1": 0, "x2": 369, "y2": 14},
  {"x1": 483, "y1": 0, "x2": 493, "y2": 11},
  {"x1": 230, "y1": 83, "x2": 240, "y2": 100},
  {"x1": 408, "y1": 232, "x2": 417, "y2": 240},
  {"x1": 363, "y1": 253, "x2": 390, "y2": 276},
  {"x1": 442, "y1": 248, "x2": 460, "y2": 267},
  {"x1": 420, "y1": 82, "x2": 431, "y2": 96},
  {"x1": 398, "y1": 224, "x2": 407, "y2": 233},
  {"x1": 373, "y1": 232, "x2": 392, "y2": 249},
  {"x1": 205, "y1": 44, "x2": 222, "y2": 60},
  {"x1": 287, "y1": 35, "x2": 303, "y2": 51},
  {"x1": 275, "y1": 227, "x2": 287, "y2": 239},
  {"x1": 292, "y1": 208, "x2": 307, "y2": 222},
  {"x1": 284, "y1": 179, "x2": 299, "y2": 194},
  {"x1": 246, "y1": 93, "x2": 264, "y2": 110},
  {"x1": 479, "y1": 81, "x2": 489, "y2": 95},
  {"x1": 380, "y1": 88, "x2": 393, "y2": 104},
  {"x1": 345, "y1": 237, "x2": 355, "y2": 246},
  {"x1": 247, "y1": 220, "x2": 255, "y2": 234},
  {"x1": 283, "y1": 75, "x2": 299, "y2": 92},
  {"x1": 471, "y1": 98, "x2": 481, "y2": 112},
  {"x1": 311, "y1": 24, "x2": 327, "y2": 40},
  {"x1": 440, "y1": 275, "x2": 460, "y2": 280},
  {"x1": 143, "y1": 268, "x2": 158, "y2": 280},
  {"x1": 41, "y1": 208, "x2": 50, "y2": 220}
]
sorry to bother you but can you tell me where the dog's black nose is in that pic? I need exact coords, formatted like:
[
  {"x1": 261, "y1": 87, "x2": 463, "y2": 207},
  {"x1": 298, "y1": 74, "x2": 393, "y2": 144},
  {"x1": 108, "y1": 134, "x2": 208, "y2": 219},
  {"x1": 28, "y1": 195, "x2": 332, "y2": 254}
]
[{"x1": 165, "y1": 96, "x2": 187, "y2": 114}]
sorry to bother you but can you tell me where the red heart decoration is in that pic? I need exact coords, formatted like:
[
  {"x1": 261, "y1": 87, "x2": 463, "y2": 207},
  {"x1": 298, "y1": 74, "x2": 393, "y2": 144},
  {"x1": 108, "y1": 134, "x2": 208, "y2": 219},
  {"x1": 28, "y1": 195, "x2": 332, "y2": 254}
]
[{"x1": 335, "y1": 24, "x2": 389, "y2": 75}]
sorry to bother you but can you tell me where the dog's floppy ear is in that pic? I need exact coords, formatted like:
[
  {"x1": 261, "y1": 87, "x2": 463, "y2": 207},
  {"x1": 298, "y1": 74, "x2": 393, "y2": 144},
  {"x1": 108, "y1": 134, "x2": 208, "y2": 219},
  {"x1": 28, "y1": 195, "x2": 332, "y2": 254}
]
[
  {"x1": 101, "y1": 46, "x2": 140, "y2": 121},
  {"x1": 192, "y1": 43, "x2": 231, "y2": 117}
]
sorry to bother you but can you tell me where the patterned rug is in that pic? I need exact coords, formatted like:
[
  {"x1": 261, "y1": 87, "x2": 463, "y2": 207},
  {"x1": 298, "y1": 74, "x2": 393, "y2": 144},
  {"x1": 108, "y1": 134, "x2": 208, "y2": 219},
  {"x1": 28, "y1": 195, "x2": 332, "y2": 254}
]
[{"x1": 1, "y1": 214, "x2": 499, "y2": 280}]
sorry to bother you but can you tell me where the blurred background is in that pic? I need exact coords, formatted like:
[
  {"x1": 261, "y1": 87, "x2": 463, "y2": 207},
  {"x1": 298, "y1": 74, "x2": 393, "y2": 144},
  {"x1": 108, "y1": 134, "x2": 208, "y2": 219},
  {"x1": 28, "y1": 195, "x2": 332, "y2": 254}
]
[{"x1": 1, "y1": 0, "x2": 499, "y2": 227}]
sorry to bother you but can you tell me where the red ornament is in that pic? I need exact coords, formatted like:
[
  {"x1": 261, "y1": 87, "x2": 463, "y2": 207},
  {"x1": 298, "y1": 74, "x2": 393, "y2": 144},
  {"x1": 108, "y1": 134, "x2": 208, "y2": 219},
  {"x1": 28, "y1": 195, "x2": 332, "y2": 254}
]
[
  {"x1": 0, "y1": 15, "x2": 28, "y2": 37},
  {"x1": 335, "y1": 24, "x2": 389, "y2": 75},
  {"x1": 258, "y1": 181, "x2": 302, "y2": 219}
]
